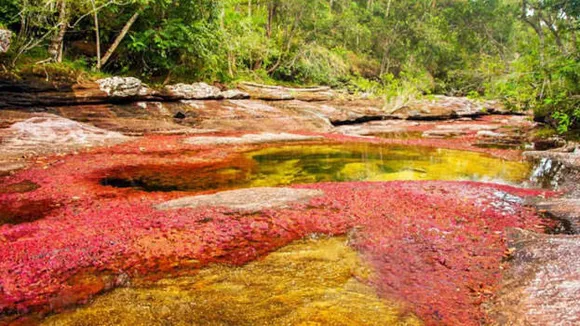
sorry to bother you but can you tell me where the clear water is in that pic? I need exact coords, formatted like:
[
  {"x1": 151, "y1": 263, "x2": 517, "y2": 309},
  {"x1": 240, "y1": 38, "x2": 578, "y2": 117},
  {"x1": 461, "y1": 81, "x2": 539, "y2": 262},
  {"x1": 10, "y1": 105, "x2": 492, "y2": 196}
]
[{"x1": 101, "y1": 143, "x2": 533, "y2": 193}]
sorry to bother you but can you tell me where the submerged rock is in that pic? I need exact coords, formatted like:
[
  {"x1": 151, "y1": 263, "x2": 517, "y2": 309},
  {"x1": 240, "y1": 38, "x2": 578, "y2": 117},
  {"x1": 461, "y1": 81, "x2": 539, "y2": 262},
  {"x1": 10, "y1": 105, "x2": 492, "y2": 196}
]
[
  {"x1": 489, "y1": 229, "x2": 580, "y2": 325},
  {"x1": 184, "y1": 132, "x2": 322, "y2": 145},
  {"x1": 156, "y1": 187, "x2": 324, "y2": 212}
]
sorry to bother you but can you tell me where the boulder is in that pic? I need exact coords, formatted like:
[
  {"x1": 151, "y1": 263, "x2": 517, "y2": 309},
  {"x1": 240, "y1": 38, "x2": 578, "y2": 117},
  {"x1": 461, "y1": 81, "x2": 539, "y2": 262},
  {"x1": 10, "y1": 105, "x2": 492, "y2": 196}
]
[
  {"x1": 163, "y1": 83, "x2": 223, "y2": 100},
  {"x1": 96, "y1": 77, "x2": 149, "y2": 98},
  {"x1": 155, "y1": 187, "x2": 324, "y2": 212},
  {"x1": 0, "y1": 29, "x2": 12, "y2": 53}
]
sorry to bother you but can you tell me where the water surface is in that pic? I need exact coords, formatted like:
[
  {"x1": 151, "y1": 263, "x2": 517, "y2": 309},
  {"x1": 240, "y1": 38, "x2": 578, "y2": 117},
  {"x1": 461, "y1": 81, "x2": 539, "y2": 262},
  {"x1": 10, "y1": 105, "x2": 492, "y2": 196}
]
[{"x1": 101, "y1": 143, "x2": 533, "y2": 192}]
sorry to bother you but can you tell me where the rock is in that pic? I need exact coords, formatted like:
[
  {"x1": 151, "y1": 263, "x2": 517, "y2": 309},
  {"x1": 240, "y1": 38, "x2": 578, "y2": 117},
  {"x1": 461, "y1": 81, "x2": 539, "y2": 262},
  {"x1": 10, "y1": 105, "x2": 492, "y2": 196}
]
[
  {"x1": 97, "y1": 77, "x2": 149, "y2": 98},
  {"x1": 489, "y1": 228, "x2": 580, "y2": 325},
  {"x1": 0, "y1": 115, "x2": 130, "y2": 158},
  {"x1": 334, "y1": 121, "x2": 410, "y2": 136},
  {"x1": 238, "y1": 83, "x2": 294, "y2": 101},
  {"x1": 177, "y1": 100, "x2": 332, "y2": 133},
  {"x1": 0, "y1": 162, "x2": 26, "y2": 177},
  {"x1": 535, "y1": 198, "x2": 580, "y2": 233},
  {"x1": 422, "y1": 129, "x2": 469, "y2": 138},
  {"x1": 272, "y1": 99, "x2": 389, "y2": 126},
  {"x1": 163, "y1": 83, "x2": 223, "y2": 100},
  {"x1": 220, "y1": 89, "x2": 250, "y2": 100},
  {"x1": 155, "y1": 187, "x2": 324, "y2": 212},
  {"x1": 476, "y1": 130, "x2": 508, "y2": 138},
  {"x1": 0, "y1": 29, "x2": 12, "y2": 53},
  {"x1": 526, "y1": 150, "x2": 580, "y2": 195},
  {"x1": 184, "y1": 132, "x2": 322, "y2": 145},
  {"x1": 392, "y1": 96, "x2": 488, "y2": 120},
  {"x1": 52, "y1": 104, "x2": 210, "y2": 136}
]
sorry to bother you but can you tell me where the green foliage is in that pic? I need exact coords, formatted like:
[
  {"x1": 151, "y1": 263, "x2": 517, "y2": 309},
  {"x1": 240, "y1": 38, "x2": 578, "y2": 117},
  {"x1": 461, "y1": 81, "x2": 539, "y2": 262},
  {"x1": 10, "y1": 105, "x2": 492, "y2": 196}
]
[{"x1": 0, "y1": 0, "x2": 578, "y2": 134}]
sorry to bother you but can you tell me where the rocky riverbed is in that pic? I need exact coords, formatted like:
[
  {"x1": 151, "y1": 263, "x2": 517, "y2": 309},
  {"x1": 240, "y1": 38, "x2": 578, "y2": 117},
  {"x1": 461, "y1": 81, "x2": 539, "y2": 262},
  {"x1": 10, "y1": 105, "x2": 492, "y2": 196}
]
[{"x1": 0, "y1": 77, "x2": 578, "y2": 325}]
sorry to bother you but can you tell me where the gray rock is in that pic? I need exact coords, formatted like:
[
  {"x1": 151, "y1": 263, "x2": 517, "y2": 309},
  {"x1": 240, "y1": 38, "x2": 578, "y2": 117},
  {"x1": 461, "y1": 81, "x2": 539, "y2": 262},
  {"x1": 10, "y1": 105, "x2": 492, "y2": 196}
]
[
  {"x1": 164, "y1": 83, "x2": 223, "y2": 100},
  {"x1": 221, "y1": 89, "x2": 250, "y2": 99},
  {"x1": 97, "y1": 77, "x2": 148, "y2": 98},
  {"x1": 155, "y1": 187, "x2": 324, "y2": 212},
  {"x1": 0, "y1": 29, "x2": 12, "y2": 53}
]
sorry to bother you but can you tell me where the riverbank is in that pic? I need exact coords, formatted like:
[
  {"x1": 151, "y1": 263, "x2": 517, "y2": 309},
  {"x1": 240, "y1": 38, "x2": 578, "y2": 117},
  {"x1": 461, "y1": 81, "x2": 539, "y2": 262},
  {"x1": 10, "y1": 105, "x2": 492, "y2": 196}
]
[{"x1": 1, "y1": 77, "x2": 579, "y2": 325}]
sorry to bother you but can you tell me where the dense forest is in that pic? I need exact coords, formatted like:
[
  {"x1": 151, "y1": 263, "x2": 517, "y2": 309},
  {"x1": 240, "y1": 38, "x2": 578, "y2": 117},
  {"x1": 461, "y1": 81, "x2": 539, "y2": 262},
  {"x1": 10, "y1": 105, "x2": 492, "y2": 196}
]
[{"x1": 0, "y1": 0, "x2": 579, "y2": 132}]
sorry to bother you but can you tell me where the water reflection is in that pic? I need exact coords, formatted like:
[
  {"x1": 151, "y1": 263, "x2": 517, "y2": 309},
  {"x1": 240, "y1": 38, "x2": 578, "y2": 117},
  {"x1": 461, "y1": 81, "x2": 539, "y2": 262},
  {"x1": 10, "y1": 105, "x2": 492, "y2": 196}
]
[{"x1": 100, "y1": 143, "x2": 533, "y2": 192}]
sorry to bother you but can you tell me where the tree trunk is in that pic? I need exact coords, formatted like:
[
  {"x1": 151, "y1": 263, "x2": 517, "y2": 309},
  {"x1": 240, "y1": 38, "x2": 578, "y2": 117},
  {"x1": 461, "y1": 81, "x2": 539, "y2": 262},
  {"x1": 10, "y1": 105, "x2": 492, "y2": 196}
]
[
  {"x1": 91, "y1": 0, "x2": 102, "y2": 69},
  {"x1": 267, "y1": 2, "x2": 277, "y2": 38},
  {"x1": 48, "y1": 0, "x2": 68, "y2": 62},
  {"x1": 539, "y1": 13, "x2": 564, "y2": 53},
  {"x1": 100, "y1": 10, "x2": 141, "y2": 68}
]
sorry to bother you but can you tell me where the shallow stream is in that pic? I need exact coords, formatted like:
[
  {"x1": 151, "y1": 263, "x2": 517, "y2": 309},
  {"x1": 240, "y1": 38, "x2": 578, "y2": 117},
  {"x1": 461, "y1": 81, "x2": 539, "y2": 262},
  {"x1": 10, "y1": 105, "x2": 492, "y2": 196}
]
[{"x1": 101, "y1": 143, "x2": 533, "y2": 193}]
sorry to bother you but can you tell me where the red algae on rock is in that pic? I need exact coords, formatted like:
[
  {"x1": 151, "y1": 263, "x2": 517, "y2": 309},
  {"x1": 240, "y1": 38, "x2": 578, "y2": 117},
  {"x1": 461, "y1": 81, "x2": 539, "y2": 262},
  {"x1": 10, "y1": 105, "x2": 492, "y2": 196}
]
[{"x1": 0, "y1": 135, "x2": 552, "y2": 325}]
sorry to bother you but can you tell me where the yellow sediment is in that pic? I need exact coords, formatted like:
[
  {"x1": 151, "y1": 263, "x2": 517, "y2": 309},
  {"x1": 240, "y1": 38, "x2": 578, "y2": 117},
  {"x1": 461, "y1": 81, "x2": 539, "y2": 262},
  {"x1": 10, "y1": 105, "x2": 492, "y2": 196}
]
[
  {"x1": 43, "y1": 237, "x2": 422, "y2": 326},
  {"x1": 245, "y1": 144, "x2": 531, "y2": 186}
]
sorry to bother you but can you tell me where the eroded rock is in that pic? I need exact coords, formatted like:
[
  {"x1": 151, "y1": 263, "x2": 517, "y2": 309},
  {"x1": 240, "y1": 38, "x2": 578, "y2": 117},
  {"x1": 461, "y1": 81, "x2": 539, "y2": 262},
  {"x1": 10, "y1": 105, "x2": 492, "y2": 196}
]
[
  {"x1": 97, "y1": 77, "x2": 149, "y2": 98},
  {"x1": 489, "y1": 229, "x2": 580, "y2": 325},
  {"x1": 155, "y1": 187, "x2": 324, "y2": 212},
  {"x1": 163, "y1": 83, "x2": 223, "y2": 100}
]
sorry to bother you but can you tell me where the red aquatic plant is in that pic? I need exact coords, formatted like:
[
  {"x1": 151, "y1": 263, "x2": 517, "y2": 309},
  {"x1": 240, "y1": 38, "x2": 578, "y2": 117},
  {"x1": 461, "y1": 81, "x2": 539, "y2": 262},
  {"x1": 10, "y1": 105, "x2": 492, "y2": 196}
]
[{"x1": 0, "y1": 134, "x2": 552, "y2": 325}]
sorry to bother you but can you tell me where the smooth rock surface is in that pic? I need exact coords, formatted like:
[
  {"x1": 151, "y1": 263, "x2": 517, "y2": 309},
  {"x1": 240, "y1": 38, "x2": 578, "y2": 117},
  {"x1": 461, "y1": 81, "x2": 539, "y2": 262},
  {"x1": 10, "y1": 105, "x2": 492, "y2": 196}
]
[
  {"x1": 177, "y1": 100, "x2": 332, "y2": 132},
  {"x1": 535, "y1": 198, "x2": 580, "y2": 233},
  {"x1": 392, "y1": 96, "x2": 489, "y2": 120},
  {"x1": 220, "y1": 89, "x2": 250, "y2": 99},
  {"x1": 489, "y1": 229, "x2": 580, "y2": 325},
  {"x1": 272, "y1": 99, "x2": 388, "y2": 125},
  {"x1": 238, "y1": 83, "x2": 294, "y2": 100},
  {"x1": 156, "y1": 187, "x2": 324, "y2": 212},
  {"x1": 0, "y1": 115, "x2": 129, "y2": 158},
  {"x1": 184, "y1": 132, "x2": 322, "y2": 145}
]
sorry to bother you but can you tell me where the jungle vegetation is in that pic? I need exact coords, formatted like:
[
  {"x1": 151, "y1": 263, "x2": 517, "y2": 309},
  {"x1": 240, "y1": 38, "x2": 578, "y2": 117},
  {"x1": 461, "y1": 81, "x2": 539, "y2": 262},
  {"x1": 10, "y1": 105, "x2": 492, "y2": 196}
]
[{"x1": 0, "y1": 0, "x2": 579, "y2": 132}]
